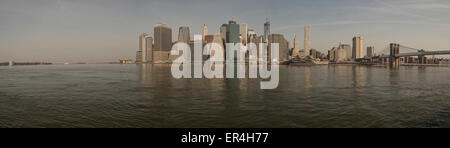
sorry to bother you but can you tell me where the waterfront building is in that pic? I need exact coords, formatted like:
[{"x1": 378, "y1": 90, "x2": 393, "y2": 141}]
[
  {"x1": 268, "y1": 34, "x2": 289, "y2": 62},
  {"x1": 292, "y1": 35, "x2": 300, "y2": 57},
  {"x1": 331, "y1": 43, "x2": 352, "y2": 62},
  {"x1": 136, "y1": 51, "x2": 142, "y2": 63},
  {"x1": 330, "y1": 47, "x2": 337, "y2": 62},
  {"x1": 352, "y1": 36, "x2": 364, "y2": 59},
  {"x1": 154, "y1": 23, "x2": 172, "y2": 51},
  {"x1": 119, "y1": 59, "x2": 133, "y2": 64},
  {"x1": 146, "y1": 37, "x2": 153, "y2": 62},
  {"x1": 338, "y1": 43, "x2": 352, "y2": 61},
  {"x1": 154, "y1": 23, "x2": 173, "y2": 63},
  {"x1": 139, "y1": 33, "x2": 151, "y2": 63},
  {"x1": 367, "y1": 46, "x2": 375, "y2": 57}
]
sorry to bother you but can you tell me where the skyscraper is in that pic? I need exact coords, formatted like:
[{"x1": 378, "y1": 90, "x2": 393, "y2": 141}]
[
  {"x1": 226, "y1": 19, "x2": 240, "y2": 44},
  {"x1": 292, "y1": 35, "x2": 300, "y2": 57},
  {"x1": 154, "y1": 24, "x2": 172, "y2": 63},
  {"x1": 352, "y1": 36, "x2": 364, "y2": 59},
  {"x1": 154, "y1": 24, "x2": 172, "y2": 51},
  {"x1": 264, "y1": 18, "x2": 270, "y2": 41},
  {"x1": 304, "y1": 25, "x2": 311, "y2": 56},
  {"x1": 146, "y1": 36, "x2": 153, "y2": 62},
  {"x1": 202, "y1": 24, "x2": 208, "y2": 41},
  {"x1": 136, "y1": 51, "x2": 142, "y2": 63},
  {"x1": 340, "y1": 43, "x2": 351, "y2": 61},
  {"x1": 367, "y1": 46, "x2": 375, "y2": 57},
  {"x1": 268, "y1": 34, "x2": 289, "y2": 62},
  {"x1": 333, "y1": 43, "x2": 351, "y2": 62},
  {"x1": 178, "y1": 26, "x2": 190, "y2": 43},
  {"x1": 241, "y1": 24, "x2": 248, "y2": 44},
  {"x1": 139, "y1": 33, "x2": 150, "y2": 63}
]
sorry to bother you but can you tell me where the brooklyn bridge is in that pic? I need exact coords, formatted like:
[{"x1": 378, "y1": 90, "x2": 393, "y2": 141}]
[{"x1": 357, "y1": 43, "x2": 450, "y2": 68}]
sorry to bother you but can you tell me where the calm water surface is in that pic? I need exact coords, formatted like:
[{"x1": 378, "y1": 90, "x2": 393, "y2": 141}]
[{"x1": 0, "y1": 64, "x2": 450, "y2": 128}]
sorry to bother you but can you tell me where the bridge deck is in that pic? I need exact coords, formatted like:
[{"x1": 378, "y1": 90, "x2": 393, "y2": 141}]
[{"x1": 371, "y1": 50, "x2": 450, "y2": 59}]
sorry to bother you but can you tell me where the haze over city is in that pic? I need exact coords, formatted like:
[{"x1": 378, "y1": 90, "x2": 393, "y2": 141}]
[{"x1": 1, "y1": 0, "x2": 450, "y2": 63}]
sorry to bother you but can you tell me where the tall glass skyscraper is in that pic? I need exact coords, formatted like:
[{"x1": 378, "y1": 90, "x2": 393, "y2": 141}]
[
  {"x1": 226, "y1": 19, "x2": 240, "y2": 44},
  {"x1": 154, "y1": 24, "x2": 172, "y2": 51}
]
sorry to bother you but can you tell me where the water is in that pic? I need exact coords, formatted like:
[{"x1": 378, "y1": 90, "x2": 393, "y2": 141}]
[{"x1": 0, "y1": 64, "x2": 450, "y2": 128}]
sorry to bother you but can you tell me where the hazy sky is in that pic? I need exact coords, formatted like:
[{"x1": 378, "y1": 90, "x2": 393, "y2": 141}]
[{"x1": 1, "y1": 0, "x2": 450, "y2": 63}]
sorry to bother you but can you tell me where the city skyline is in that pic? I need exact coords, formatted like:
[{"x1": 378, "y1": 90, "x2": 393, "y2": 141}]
[{"x1": 2, "y1": 0, "x2": 450, "y2": 63}]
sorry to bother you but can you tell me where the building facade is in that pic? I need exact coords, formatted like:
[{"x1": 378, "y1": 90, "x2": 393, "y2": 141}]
[
  {"x1": 204, "y1": 34, "x2": 225, "y2": 61},
  {"x1": 139, "y1": 33, "x2": 153, "y2": 63},
  {"x1": 264, "y1": 18, "x2": 270, "y2": 41},
  {"x1": 352, "y1": 36, "x2": 364, "y2": 59},
  {"x1": 304, "y1": 25, "x2": 311, "y2": 56},
  {"x1": 154, "y1": 24, "x2": 173, "y2": 63},
  {"x1": 226, "y1": 19, "x2": 240, "y2": 44},
  {"x1": 154, "y1": 24, "x2": 172, "y2": 51},
  {"x1": 268, "y1": 34, "x2": 289, "y2": 62},
  {"x1": 178, "y1": 26, "x2": 190, "y2": 43},
  {"x1": 202, "y1": 24, "x2": 208, "y2": 41},
  {"x1": 367, "y1": 46, "x2": 375, "y2": 57},
  {"x1": 292, "y1": 35, "x2": 300, "y2": 57},
  {"x1": 241, "y1": 24, "x2": 248, "y2": 45}
]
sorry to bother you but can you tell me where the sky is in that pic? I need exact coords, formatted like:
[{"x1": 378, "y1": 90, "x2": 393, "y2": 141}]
[{"x1": 1, "y1": 0, "x2": 450, "y2": 63}]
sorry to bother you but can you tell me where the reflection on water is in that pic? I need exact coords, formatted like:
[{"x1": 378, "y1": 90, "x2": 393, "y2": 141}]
[{"x1": 0, "y1": 64, "x2": 449, "y2": 128}]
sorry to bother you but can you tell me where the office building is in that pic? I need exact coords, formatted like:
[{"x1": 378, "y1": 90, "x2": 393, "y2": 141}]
[
  {"x1": 154, "y1": 24, "x2": 173, "y2": 63},
  {"x1": 139, "y1": 33, "x2": 152, "y2": 63},
  {"x1": 264, "y1": 18, "x2": 270, "y2": 41},
  {"x1": 154, "y1": 24, "x2": 172, "y2": 51},
  {"x1": 352, "y1": 36, "x2": 364, "y2": 59},
  {"x1": 241, "y1": 24, "x2": 248, "y2": 44},
  {"x1": 367, "y1": 46, "x2": 375, "y2": 57},
  {"x1": 292, "y1": 35, "x2": 300, "y2": 57},
  {"x1": 304, "y1": 25, "x2": 311, "y2": 56},
  {"x1": 268, "y1": 34, "x2": 289, "y2": 62},
  {"x1": 226, "y1": 19, "x2": 240, "y2": 43}
]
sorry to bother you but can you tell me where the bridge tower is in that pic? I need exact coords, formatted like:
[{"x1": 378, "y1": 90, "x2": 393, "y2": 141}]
[{"x1": 389, "y1": 43, "x2": 400, "y2": 68}]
